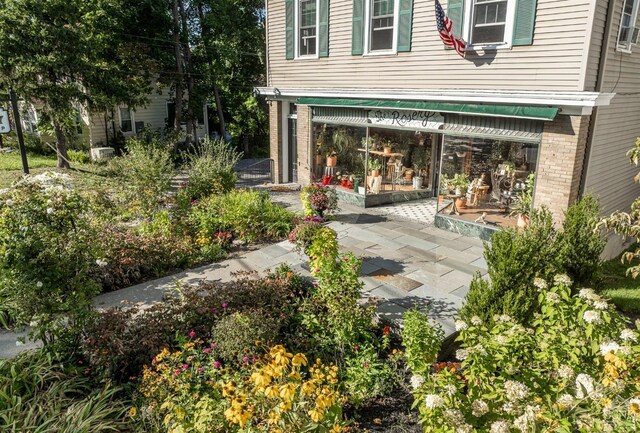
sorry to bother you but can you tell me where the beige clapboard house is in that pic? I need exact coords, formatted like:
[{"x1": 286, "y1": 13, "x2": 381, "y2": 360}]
[{"x1": 260, "y1": 0, "x2": 640, "y2": 254}]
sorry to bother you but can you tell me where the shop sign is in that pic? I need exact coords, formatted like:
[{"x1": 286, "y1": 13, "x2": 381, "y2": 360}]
[{"x1": 369, "y1": 109, "x2": 444, "y2": 130}]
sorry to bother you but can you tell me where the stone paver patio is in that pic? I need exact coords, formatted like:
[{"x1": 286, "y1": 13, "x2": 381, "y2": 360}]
[{"x1": 0, "y1": 192, "x2": 487, "y2": 358}]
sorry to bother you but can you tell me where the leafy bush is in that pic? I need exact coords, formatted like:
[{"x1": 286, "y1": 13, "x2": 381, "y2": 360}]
[
  {"x1": 190, "y1": 190, "x2": 294, "y2": 243},
  {"x1": 557, "y1": 194, "x2": 605, "y2": 286},
  {"x1": 401, "y1": 309, "x2": 445, "y2": 377},
  {"x1": 211, "y1": 309, "x2": 280, "y2": 367},
  {"x1": 301, "y1": 183, "x2": 338, "y2": 217},
  {"x1": 288, "y1": 216, "x2": 325, "y2": 254},
  {"x1": 182, "y1": 138, "x2": 241, "y2": 199},
  {"x1": 68, "y1": 149, "x2": 91, "y2": 164},
  {"x1": 136, "y1": 342, "x2": 348, "y2": 432},
  {"x1": 0, "y1": 172, "x2": 99, "y2": 343},
  {"x1": 107, "y1": 138, "x2": 174, "y2": 216},
  {"x1": 413, "y1": 276, "x2": 640, "y2": 433},
  {"x1": 460, "y1": 208, "x2": 560, "y2": 325},
  {"x1": 0, "y1": 351, "x2": 129, "y2": 433}
]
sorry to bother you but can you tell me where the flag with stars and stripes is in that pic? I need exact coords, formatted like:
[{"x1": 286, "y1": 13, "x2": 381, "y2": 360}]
[{"x1": 435, "y1": 0, "x2": 466, "y2": 58}]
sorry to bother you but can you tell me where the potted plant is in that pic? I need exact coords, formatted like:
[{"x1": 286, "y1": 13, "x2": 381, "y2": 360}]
[
  {"x1": 326, "y1": 150, "x2": 337, "y2": 167},
  {"x1": 510, "y1": 173, "x2": 535, "y2": 229},
  {"x1": 438, "y1": 174, "x2": 451, "y2": 202},
  {"x1": 369, "y1": 159, "x2": 381, "y2": 177},
  {"x1": 315, "y1": 125, "x2": 328, "y2": 166},
  {"x1": 383, "y1": 140, "x2": 393, "y2": 155},
  {"x1": 450, "y1": 173, "x2": 470, "y2": 209}
]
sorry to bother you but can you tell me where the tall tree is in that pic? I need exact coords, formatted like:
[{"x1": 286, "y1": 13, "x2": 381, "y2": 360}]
[{"x1": 0, "y1": 0, "x2": 160, "y2": 167}]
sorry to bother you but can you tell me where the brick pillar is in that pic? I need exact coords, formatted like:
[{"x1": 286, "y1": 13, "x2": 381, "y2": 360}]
[
  {"x1": 269, "y1": 100, "x2": 283, "y2": 183},
  {"x1": 296, "y1": 104, "x2": 312, "y2": 186},
  {"x1": 533, "y1": 115, "x2": 591, "y2": 225}
]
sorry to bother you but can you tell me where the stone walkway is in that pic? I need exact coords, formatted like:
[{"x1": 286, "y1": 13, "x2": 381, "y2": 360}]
[{"x1": 0, "y1": 192, "x2": 487, "y2": 358}]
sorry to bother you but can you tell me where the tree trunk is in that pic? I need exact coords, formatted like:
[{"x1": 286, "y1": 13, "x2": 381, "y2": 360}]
[
  {"x1": 172, "y1": 0, "x2": 184, "y2": 132},
  {"x1": 213, "y1": 83, "x2": 226, "y2": 140},
  {"x1": 53, "y1": 118, "x2": 70, "y2": 169},
  {"x1": 178, "y1": 0, "x2": 195, "y2": 145}
]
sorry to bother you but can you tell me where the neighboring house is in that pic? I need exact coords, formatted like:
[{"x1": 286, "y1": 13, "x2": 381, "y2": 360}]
[
  {"x1": 259, "y1": 0, "x2": 640, "y2": 256},
  {"x1": 21, "y1": 90, "x2": 212, "y2": 148}
]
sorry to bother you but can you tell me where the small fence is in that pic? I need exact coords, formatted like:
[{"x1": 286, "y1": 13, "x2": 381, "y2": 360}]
[{"x1": 234, "y1": 158, "x2": 274, "y2": 187}]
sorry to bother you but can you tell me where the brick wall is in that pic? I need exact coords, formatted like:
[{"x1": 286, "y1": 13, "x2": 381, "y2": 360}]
[
  {"x1": 533, "y1": 114, "x2": 591, "y2": 225},
  {"x1": 268, "y1": 100, "x2": 282, "y2": 183},
  {"x1": 296, "y1": 104, "x2": 312, "y2": 185}
]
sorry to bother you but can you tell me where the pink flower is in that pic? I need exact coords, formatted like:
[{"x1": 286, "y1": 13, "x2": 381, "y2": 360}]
[
  {"x1": 221, "y1": 303, "x2": 228, "y2": 308},
  {"x1": 189, "y1": 330, "x2": 196, "y2": 338},
  {"x1": 315, "y1": 268, "x2": 320, "y2": 273},
  {"x1": 173, "y1": 369, "x2": 181, "y2": 376},
  {"x1": 364, "y1": 362, "x2": 370, "y2": 368},
  {"x1": 213, "y1": 361, "x2": 221, "y2": 369},
  {"x1": 354, "y1": 345, "x2": 359, "y2": 351},
  {"x1": 197, "y1": 367, "x2": 203, "y2": 373},
  {"x1": 252, "y1": 357, "x2": 257, "y2": 363},
  {"x1": 312, "y1": 281, "x2": 318, "y2": 287},
  {"x1": 204, "y1": 348, "x2": 211, "y2": 354},
  {"x1": 182, "y1": 364, "x2": 189, "y2": 370},
  {"x1": 211, "y1": 343, "x2": 217, "y2": 349},
  {"x1": 243, "y1": 356, "x2": 249, "y2": 363}
]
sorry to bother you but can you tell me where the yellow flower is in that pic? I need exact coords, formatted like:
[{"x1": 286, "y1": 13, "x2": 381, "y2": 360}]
[
  {"x1": 308, "y1": 407, "x2": 324, "y2": 422},
  {"x1": 330, "y1": 425, "x2": 343, "y2": 433},
  {"x1": 292, "y1": 353, "x2": 308, "y2": 367},
  {"x1": 288, "y1": 370, "x2": 302, "y2": 381},
  {"x1": 301, "y1": 381, "x2": 316, "y2": 396},
  {"x1": 264, "y1": 384, "x2": 280, "y2": 399},
  {"x1": 629, "y1": 399, "x2": 640, "y2": 416},
  {"x1": 222, "y1": 381, "x2": 237, "y2": 398},
  {"x1": 280, "y1": 383, "x2": 298, "y2": 402},
  {"x1": 268, "y1": 410, "x2": 281, "y2": 424},
  {"x1": 600, "y1": 397, "x2": 613, "y2": 408},
  {"x1": 279, "y1": 401, "x2": 292, "y2": 412},
  {"x1": 127, "y1": 407, "x2": 137, "y2": 417},
  {"x1": 251, "y1": 371, "x2": 272, "y2": 388}
]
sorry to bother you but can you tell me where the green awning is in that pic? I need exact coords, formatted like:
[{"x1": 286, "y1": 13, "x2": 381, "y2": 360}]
[{"x1": 297, "y1": 97, "x2": 558, "y2": 121}]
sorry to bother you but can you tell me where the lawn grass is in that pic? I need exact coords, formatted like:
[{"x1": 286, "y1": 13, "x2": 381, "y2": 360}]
[
  {"x1": 600, "y1": 248, "x2": 640, "y2": 314},
  {"x1": 0, "y1": 151, "x2": 58, "y2": 171}
]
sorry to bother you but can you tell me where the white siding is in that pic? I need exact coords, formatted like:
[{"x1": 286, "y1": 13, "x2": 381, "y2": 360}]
[{"x1": 267, "y1": 0, "x2": 593, "y2": 91}]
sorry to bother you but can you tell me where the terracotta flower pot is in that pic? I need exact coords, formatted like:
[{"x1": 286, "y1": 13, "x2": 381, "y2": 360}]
[
  {"x1": 326, "y1": 155, "x2": 337, "y2": 167},
  {"x1": 371, "y1": 169, "x2": 380, "y2": 177},
  {"x1": 456, "y1": 197, "x2": 467, "y2": 209},
  {"x1": 383, "y1": 146, "x2": 392, "y2": 154}
]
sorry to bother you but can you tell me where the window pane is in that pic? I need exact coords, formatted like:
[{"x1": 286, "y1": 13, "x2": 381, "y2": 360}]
[
  {"x1": 373, "y1": 0, "x2": 394, "y2": 17},
  {"x1": 472, "y1": 24, "x2": 506, "y2": 44},
  {"x1": 370, "y1": 0, "x2": 394, "y2": 51},
  {"x1": 299, "y1": 0, "x2": 316, "y2": 56},
  {"x1": 472, "y1": 0, "x2": 507, "y2": 44},
  {"x1": 120, "y1": 107, "x2": 132, "y2": 132}
]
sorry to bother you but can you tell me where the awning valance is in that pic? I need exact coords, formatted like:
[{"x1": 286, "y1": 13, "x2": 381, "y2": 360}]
[{"x1": 296, "y1": 97, "x2": 558, "y2": 121}]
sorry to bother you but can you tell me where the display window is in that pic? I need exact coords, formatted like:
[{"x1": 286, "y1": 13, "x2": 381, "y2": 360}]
[{"x1": 437, "y1": 135, "x2": 539, "y2": 229}]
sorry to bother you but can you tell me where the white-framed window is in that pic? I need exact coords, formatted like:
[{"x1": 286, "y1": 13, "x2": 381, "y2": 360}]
[
  {"x1": 296, "y1": 0, "x2": 318, "y2": 57},
  {"x1": 365, "y1": 0, "x2": 399, "y2": 53},
  {"x1": 463, "y1": 0, "x2": 515, "y2": 48},
  {"x1": 119, "y1": 107, "x2": 133, "y2": 133},
  {"x1": 617, "y1": 0, "x2": 640, "y2": 52}
]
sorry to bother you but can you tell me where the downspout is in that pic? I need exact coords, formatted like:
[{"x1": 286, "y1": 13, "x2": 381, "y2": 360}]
[{"x1": 579, "y1": 0, "x2": 617, "y2": 196}]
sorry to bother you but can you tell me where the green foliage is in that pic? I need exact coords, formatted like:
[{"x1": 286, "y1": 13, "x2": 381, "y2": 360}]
[
  {"x1": 510, "y1": 172, "x2": 535, "y2": 217},
  {"x1": 460, "y1": 208, "x2": 560, "y2": 325},
  {"x1": 401, "y1": 309, "x2": 445, "y2": 376},
  {"x1": 288, "y1": 216, "x2": 325, "y2": 254},
  {"x1": 0, "y1": 351, "x2": 129, "y2": 432},
  {"x1": 108, "y1": 138, "x2": 175, "y2": 216},
  {"x1": 67, "y1": 149, "x2": 91, "y2": 164},
  {"x1": 300, "y1": 183, "x2": 338, "y2": 217},
  {"x1": 558, "y1": 194, "x2": 605, "y2": 286},
  {"x1": 0, "y1": 172, "x2": 99, "y2": 343},
  {"x1": 182, "y1": 139, "x2": 242, "y2": 200},
  {"x1": 449, "y1": 173, "x2": 470, "y2": 191},
  {"x1": 211, "y1": 309, "x2": 280, "y2": 367},
  {"x1": 190, "y1": 190, "x2": 294, "y2": 243},
  {"x1": 414, "y1": 277, "x2": 640, "y2": 433}
]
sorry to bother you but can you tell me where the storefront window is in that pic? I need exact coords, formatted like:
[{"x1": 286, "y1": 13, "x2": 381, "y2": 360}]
[
  {"x1": 437, "y1": 136, "x2": 538, "y2": 229},
  {"x1": 312, "y1": 122, "x2": 435, "y2": 195}
]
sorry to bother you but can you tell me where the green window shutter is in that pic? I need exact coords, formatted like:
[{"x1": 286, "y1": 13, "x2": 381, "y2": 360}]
[
  {"x1": 445, "y1": 0, "x2": 464, "y2": 50},
  {"x1": 352, "y1": 0, "x2": 365, "y2": 55},
  {"x1": 285, "y1": 0, "x2": 294, "y2": 59},
  {"x1": 512, "y1": 0, "x2": 537, "y2": 46},
  {"x1": 319, "y1": 0, "x2": 330, "y2": 57},
  {"x1": 397, "y1": 0, "x2": 414, "y2": 52}
]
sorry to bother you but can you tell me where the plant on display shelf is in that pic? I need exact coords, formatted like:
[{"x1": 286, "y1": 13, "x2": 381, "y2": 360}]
[
  {"x1": 509, "y1": 172, "x2": 535, "y2": 226},
  {"x1": 368, "y1": 158, "x2": 381, "y2": 174},
  {"x1": 410, "y1": 276, "x2": 640, "y2": 433},
  {"x1": 449, "y1": 173, "x2": 470, "y2": 195}
]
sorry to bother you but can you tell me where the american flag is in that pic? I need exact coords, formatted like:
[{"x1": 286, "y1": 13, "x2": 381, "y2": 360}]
[{"x1": 435, "y1": 0, "x2": 466, "y2": 58}]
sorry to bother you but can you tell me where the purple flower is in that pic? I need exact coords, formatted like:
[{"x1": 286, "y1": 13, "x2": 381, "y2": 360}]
[
  {"x1": 252, "y1": 357, "x2": 257, "y2": 363},
  {"x1": 213, "y1": 361, "x2": 221, "y2": 369},
  {"x1": 189, "y1": 330, "x2": 196, "y2": 338},
  {"x1": 243, "y1": 356, "x2": 249, "y2": 363}
]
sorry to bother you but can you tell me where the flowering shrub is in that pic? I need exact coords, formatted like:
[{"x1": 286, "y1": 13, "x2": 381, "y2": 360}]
[
  {"x1": 136, "y1": 341, "x2": 348, "y2": 432},
  {"x1": 182, "y1": 138, "x2": 241, "y2": 200},
  {"x1": 401, "y1": 309, "x2": 445, "y2": 377},
  {"x1": 0, "y1": 172, "x2": 99, "y2": 342},
  {"x1": 288, "y1": 216, "x2": 325, "y2": 254},
  {"x1": 412, "y1": 275, "x2": 640, "y2": 433},
  {"x1": 301, "y1": 183, "x2": 338, "y2": 218}
]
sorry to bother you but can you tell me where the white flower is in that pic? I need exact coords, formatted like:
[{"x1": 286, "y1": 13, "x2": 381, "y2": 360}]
[
  {"x1": 4, "y1": 199, "x2": 14, "y2": 206},
  {"x1": 455, "y1": 320, "x2": 468, "y2": 331},
  {"x1": 620, "y1": 346, "x2": 633, "y2": 356},
  {"x1": 456, "y1": 424, "x2": 473, "y2": 433},
  {"x1": 96, "y1": 258, "x2": 108, "y2": 267},
  {"x1": 504, "y1": 380, "x2": 529, "y2": 401},
  {"x1": 545, "y1": 292, "x2": 561, "y2": 303},
  {"x1": 621, "y1": 328, "x2": 638, "y2": 342},
  {"x1": 490, "y1": 420, "x2": 511, "y2": 433},
  {"x1": 556, "y1": 394, "x2": 575, "y2": 409},
  {"x1": 600, "y1": 340, "x2": 621, "y2": 356},
  {"x1": 443, "y1": 409, "x2": 465, "y2": 425},
  {"x1": 46, "y1": 207, "x2": 54, "y2": 214},
  {"x1": 456, "y1": 349, "x2": 468, "y2": 360},
  {"x1": 554, "y1": 273, "x2": 573, "y2": 286},
  {"x1": 579, "y1": 288, "x2": 598, "y2": 300},
  {"x1": 513, "y1": 412, "x2": 533, "y2": 433},
  {"x1": 493, "y1": 314, "x2": 512, "y2": 323},
  {"x1": 629, "y1": 398, "x2": 640, "y2": 417},
  {"x1": 470, "y1": 316, "x2": 482, "y2": 326},
  {"x1": 472, "y1": 399, "x2": 489, "y2": 417},
  {"x1": 424, "y1": 394, "x2": 445, "y2": 409},
  {"x1": 444, "y1": 384, "x2": 457, "y2": 396},
  {"x1": 409, "y1": 374, "x2": 424, "y2": 389},
  {"x1": 533, "y1": 277, "x2": 548, "y2": 289},
  {"x1": 495, "y1": 335, "x2": 509, "y2": 345},
  {"x1": 36, "y1": 281, "x2": 43, "y2": 288},
  {"x1": 583, "y1": 310, "x2": 601, "y2": 324},
  {"x1": 557, "y1": 365, "x2": 575, "y2": 380},
  {"x1": 502, "y1": 401, "x2": 518, "y2": 415},
  {"x1": 575, "y1": 373, "x2": 596, "y2": 399}
]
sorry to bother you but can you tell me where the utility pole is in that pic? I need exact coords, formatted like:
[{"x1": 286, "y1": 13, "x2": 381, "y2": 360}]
[{"x1": 9, "y1": 87, "x2": 29, "y2": 175}]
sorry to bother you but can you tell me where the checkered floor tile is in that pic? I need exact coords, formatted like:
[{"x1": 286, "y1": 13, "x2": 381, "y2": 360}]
[{"x1": 374, "y1": 198, "x2": 439, "y2": 224}]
